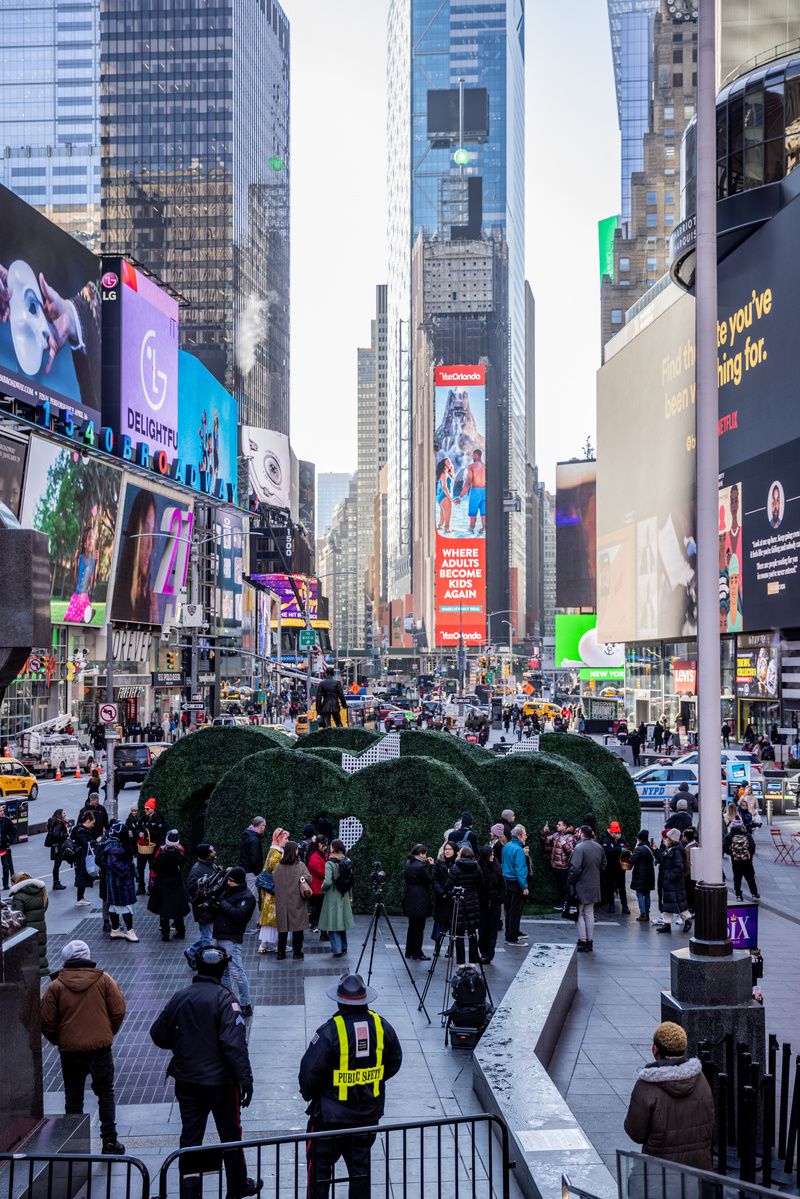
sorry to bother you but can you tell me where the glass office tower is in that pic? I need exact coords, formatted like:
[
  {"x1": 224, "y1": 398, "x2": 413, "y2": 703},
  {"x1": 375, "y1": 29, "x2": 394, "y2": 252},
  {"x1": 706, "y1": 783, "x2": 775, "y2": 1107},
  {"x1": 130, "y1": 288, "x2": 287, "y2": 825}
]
[
  {"x1": 387, "y1": 0, "x2": 526, "y2": 620},
  {"x1": 607, "y1": 1, "x2": 659, "y2": 227},
  {"x1": 101, "y1": 0, "x2": 290, "y2": 433},
  {"x1": 0, "y1": 0, "x2": 101, "y2": 249}
]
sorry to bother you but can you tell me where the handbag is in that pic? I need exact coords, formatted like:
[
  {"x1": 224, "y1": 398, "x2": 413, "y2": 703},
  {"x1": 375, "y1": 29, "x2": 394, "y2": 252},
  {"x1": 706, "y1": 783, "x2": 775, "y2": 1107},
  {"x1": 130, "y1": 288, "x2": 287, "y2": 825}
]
[
  {"x1": 256, "y1": 867, "x2": 275, "y2": 894},
  {"x1": 299, "y1": 875, "x2": 313, "y2": 900},
  {"x1": 561, "y1": 886, "x2": 579, "y2": 922},
  {"x1": 85, "y1": 845, "x2": 100, "y2": 879}
]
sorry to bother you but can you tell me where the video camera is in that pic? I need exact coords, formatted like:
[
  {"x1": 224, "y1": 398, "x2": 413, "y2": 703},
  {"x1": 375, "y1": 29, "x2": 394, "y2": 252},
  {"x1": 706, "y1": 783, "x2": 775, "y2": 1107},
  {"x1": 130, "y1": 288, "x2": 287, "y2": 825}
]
[
  {"x1": 370, "y1": 861, "x2": 387, "y2": 891},
  {"x1": 191, "y1": 865, "x2": 230, "y2": 918}
]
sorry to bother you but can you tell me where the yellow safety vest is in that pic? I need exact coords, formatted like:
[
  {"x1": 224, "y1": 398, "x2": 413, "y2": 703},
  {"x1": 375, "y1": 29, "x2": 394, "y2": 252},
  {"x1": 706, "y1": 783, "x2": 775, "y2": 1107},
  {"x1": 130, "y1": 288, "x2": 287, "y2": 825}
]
[{"x1": 332, "y1": 1011, "x2": 385, "y2": 1100}]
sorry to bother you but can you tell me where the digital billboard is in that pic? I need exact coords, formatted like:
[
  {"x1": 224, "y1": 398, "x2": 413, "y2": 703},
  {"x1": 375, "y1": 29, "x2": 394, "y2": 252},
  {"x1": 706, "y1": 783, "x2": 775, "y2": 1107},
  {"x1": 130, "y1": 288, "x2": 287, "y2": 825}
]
[
  {"x1": 213, "y1": 510, "x2": 244, "y2": 627},
  {"x1": 243, "y1": 426, "x2": 291, "y2": 510},
  {"x1": 247, "y1": 572, "x2": 318, "y2": 622},
  {"x1": 20, "y1": 435, "x2": 121, "y2": 626},
  {"x1": 111, "y1": 478, "x2": 193, "y2": 627},
  {"x1": 177, "y1": 350, "x2": 238, "y2": 505},
  {"x1": 0, "y1": 431, "x2": 28, "y2": 519},
  {"x1": 556, "y1": 460, "x2": 596, "y2": 609},
  {"x1": 554, "y1": 613, "x2": 624, "y2": 681},
  {"x1": 597, "y1": 289, "x2": 697, "y2": 643},
  {"x1": 298, "y1": 460, "x2": 315, "y2": 544},
  {"x1": 0, "y1": 183, "x2": 101, "y2": 424},
  {"x1": 736, "y1": 633, "x2": 780, "y2": 700},
  {"x1": 101, "y1": 258, "x2": 179, "y2": 459},
  {"x1": 433, "y1": 365, "x2": 487, "y2": 647}
]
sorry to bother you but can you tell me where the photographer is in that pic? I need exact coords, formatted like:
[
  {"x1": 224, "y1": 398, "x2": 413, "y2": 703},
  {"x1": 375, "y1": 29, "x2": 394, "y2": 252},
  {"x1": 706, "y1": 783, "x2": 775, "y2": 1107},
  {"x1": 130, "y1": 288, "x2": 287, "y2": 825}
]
[
  {"x1": 403, "y1": 845, "x2": 433, "y2": 961},
  {"x1": 212, "y1": 867, "x2": 256, "y2": 1017},
  {"x1": 477, "y1": 844, "x2": 504, "y2": 965},
  {"x1": 448, "y1": 846, "x2": 483, "y2": 965},
  {"x1": 184, "y1": 845, "x2": 220, "y2": 969}
]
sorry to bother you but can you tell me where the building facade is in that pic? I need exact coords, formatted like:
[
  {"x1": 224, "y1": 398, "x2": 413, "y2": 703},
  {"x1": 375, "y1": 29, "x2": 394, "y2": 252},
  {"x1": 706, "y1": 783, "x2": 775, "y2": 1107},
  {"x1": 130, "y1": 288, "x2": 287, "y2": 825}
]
[
  {"x1": 542, "y1": 489, "x2": 556, "y2": 641},
  {"x1": 356, "y1": 285, "x2": 388, "y2": 650},
  {"x1": 317, "y1": 476, "x2": 360, "y2": 659},
  {"x1": 607, "y1": 1, "x2": 660, "y2": 226},
  {"x1": 0, "y1": 0, "x2": 101, "y2": 248},
  {"x1": 316, "y1": 472, "x2": 353, "y2": 541},
  {"x1": 100, "y1": 0, "x2": 290, "y2": 433}
]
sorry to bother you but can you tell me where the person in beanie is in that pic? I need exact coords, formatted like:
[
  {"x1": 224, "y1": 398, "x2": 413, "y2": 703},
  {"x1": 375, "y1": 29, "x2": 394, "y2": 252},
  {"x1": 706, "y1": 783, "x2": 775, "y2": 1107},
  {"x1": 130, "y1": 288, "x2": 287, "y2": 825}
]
[
  {"x1": 656, "y1": 830, "x2": 693, "y2": 934},
  {"x1": 601, "y1": 821, "x2": 629, "y2": 915},
  {"x1": 185, "y1": 844, "x2": 219, "y2": 968},
  {"x1": 624, "y1": 1021, "x2": 714, "y2": 1167},
  {"x1": 665, "y1": 798, "x2": 693, "y2": 834},
  {"x1": 98, "y1": 823, "x2": 138, "y2": 942},
  {"x1": 300, "y1": 973, "x2": 403, "y2": 1198},
  {"x1": 40, "y1": 940, "x2": 126, "y2": 1155},
  {"x1": 135, "y1": 798, "x2": 166, "y2": 894},
  {"x1": 150, "y1": 944, "x2": 261, "y2": 1199},
  {"x1": 212, "y1": 867, "x2": 256, "y2": 1018},
  {"x1": 147, "y1": 829, "x2": 190, "y2": 940},
  {"x1": 629, "y1": 831, "x2": 656, "y2": 922},
  {"x1": 447, "y1": 812, "x2": 479, "y2": 854}
]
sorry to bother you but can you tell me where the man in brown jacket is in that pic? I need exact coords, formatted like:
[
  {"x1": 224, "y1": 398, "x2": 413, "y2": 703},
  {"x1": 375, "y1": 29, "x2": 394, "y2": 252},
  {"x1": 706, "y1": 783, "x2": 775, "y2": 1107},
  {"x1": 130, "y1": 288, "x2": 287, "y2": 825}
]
[
  {"x1": 624, "y1": 1021, "x2": 714, "y2": 1168},
  {"x1": 40, "y1": 939, "x2": 126, "y2": 1154}
]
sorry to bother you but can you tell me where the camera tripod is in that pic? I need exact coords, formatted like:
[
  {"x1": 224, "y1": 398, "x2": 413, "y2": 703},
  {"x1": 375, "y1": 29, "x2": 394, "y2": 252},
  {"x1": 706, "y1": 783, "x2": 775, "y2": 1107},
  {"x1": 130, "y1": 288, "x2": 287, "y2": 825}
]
[
  {"x1": 418, "y1": 889, "x2": 494, "y2": 1032},
  {"x1": 355, "y1": 886, "x2": 431, "y2": 1024}
]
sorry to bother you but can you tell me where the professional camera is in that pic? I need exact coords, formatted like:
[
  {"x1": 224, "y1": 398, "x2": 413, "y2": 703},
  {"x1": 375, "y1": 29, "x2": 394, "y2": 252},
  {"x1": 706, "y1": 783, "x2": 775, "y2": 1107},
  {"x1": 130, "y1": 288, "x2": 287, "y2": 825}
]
[
  {"x1": 191, "y1": 865, "x2": 229, "y2": 920},
  {"x1": 370, "y1": 861, "x2": 387, "y2": 891}
]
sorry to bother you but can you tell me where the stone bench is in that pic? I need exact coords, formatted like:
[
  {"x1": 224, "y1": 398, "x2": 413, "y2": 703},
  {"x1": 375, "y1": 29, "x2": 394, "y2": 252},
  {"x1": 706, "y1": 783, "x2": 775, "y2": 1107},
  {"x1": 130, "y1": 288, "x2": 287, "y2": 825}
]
[{"x1": 473, "y1": 943, "x2": 617, "y2": 1199}]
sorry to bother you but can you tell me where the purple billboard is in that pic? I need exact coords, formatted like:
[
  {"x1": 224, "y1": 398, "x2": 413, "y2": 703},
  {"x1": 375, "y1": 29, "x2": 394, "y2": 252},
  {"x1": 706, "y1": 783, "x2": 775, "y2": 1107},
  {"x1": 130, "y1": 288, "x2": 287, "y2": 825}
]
[
  {"x1": 101, "y1": 258, "x2": 179, "y2": 459},
  {"x1": 247, "y1": 573, "x2": 318, "y2": 621}
]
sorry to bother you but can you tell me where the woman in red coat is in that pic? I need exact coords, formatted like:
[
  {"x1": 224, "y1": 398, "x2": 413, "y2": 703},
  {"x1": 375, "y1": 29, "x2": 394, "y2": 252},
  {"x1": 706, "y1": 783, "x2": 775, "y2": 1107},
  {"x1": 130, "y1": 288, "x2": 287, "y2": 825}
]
[{"x1": 306, "y1": 835, "x2": 328, "y2": 933}]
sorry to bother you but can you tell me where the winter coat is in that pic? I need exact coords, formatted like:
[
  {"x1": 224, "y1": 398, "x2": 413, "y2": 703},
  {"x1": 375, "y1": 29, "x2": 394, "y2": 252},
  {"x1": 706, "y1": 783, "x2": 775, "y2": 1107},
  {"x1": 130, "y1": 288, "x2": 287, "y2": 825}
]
[
  {"x1": 99, "y1": 836, "x2": 138, "y2": 908},
  {"x1": 147, "y1": 845, "x2": 190, "y2": 919},
  {"x1": 10, "y1": 878, "x2": 49, "y2": 974},
  {"x1": 402, "y1": 858, "x2": 433, "y2": 919},
  {"x1": 447, "y1": 826, "x2": 480, "y2": 855},
  {"x1": 318, "y1": 855, "x2": 354, "y2": 933},
  {"x1": 501, "y1": 839, "x2": 529, "y2": 888},
  {"x1": 212, "y1": 884, "x2": 257, "y2": 943},
  {"x1": 77, "y1": 801, "x2": 109, "y2": 837},
  {"x1": 316, "y1": 675, "x2": 347, "y2": 715},
  {"x1": 306, "y1": 850, "x2": 327, "y2": 896},
  {"x1": 545, "y1": 829, "x2": 575, "y2": 870},
  {"x1": 45, "y1": 817, "x2": 69, "y2": 862},
  {"x1": 448, "y1": 858, "x2": 483, "y2": 935},
  {"x1": 272, "y1": 859, "x2": 311, "y2": 933},
  {"x1": 187, "y1": 858, "x2": 218, "y2": 922},
  {"x1": 432, "y1": 858, "x2": 455, "y2": 925},
  {"x1": 72, "y1": 825, "x2": 98, "y2": 890},
  {"x1": 479, "y1": 855, "x2": 505, "y2": 906},
  {"x1": 630, "y1": 844, "x2": 656, "y2": 893},
  {"x1": 0, "y1": 814, "x2": 18, "y2": 850},
  {"x1": 40, "y1": 961, "x2": 126, "y2": 1052},
  {"x1": 568, "y1": 839, "x2": 607, "y2": 904},
  {"x1": 665, "y1": 810, "x2": 693, "y2": 833},
  {"x1": 259, "y1": 846, "x2": 284, "y2": 928},
  {"x1": 601, "y1": 834, "x2": 626, "y2": 878},
  {"x1": 238, "y1": 828, "x2": 264, "y2": 876},
  {"x1": 659, "y1": 844, "x2": 688, "y2": 913},
  {"x1": 150, "y1": 976, "x2": 253, "y2": 1090},
  {"x1": 624, "y1": 1057, "x2": 714, "y2": 1168}
]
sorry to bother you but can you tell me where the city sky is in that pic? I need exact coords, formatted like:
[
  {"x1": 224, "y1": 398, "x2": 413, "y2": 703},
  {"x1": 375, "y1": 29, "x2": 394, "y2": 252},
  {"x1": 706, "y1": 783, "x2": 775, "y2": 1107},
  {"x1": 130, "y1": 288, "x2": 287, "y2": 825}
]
[{"x1": 284, "y1": 0, "x2": 620, "y2": 490}]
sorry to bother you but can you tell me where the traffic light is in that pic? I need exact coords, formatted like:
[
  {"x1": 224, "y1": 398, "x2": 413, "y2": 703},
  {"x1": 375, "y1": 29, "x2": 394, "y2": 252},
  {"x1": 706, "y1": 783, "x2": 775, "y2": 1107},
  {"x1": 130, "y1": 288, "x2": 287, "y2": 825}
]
[{"x1": 166, "y1": 651, "x2": 176, "y2": 670}]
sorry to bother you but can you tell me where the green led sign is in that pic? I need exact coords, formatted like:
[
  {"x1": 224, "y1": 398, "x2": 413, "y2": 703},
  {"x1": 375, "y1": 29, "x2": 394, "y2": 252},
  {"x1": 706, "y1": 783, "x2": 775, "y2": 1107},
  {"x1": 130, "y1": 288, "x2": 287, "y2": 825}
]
[{"x1": 453, "y1": 147, "x2": 470, "y2": 167}]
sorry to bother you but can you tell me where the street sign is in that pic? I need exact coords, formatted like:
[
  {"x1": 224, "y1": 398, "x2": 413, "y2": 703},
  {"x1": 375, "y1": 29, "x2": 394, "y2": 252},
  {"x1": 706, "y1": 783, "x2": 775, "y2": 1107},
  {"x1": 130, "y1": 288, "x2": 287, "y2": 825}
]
[
  {"x1": 181, "y1": 702, "x2": 205, "y2": 713},
  {"x1": 99, "y1": 702, "x2": 119, "y2": 725},
  {"x1": 299, "y1": 629, "x2": 317, "y2": 650}
]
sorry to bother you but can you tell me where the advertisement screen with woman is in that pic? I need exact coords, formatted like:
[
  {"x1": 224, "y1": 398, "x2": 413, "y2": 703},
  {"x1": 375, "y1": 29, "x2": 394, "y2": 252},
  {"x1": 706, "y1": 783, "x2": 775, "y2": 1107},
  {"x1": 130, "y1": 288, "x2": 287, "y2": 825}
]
[{"x1": 111, "y1": 480, "x2": 193, "y2": 626}]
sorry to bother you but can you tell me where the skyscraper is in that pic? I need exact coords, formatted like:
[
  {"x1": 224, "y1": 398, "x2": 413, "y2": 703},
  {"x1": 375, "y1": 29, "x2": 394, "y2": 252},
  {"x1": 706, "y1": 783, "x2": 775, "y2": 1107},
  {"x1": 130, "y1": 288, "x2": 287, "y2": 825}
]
[
  {"x1": 316, "y1": 473, "x2": 353, "y2": 541},
  {"x1": 608, "y1": 1, "x2": 659, "y2": 225},
  {"x1": 0, "y1": 0, "x2": 101, "y2": 248},
  {"x1": 101, "y1": 0, "x2": 290, "y2": 433},
  {"x1": 387, "y1": 0, "x2": 526, "y2": 638},
  {"x1": 356, "y1": 285, "x2": 388, "y2": 650}
]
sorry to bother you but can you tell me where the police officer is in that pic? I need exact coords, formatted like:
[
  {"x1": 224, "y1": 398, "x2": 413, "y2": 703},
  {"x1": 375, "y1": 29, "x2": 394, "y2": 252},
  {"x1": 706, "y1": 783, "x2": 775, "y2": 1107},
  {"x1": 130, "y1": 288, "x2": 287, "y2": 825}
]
[
  {"x1": 149, "y1": 945, "x2": 262, "y2": 1199},
  {"x1": 299, "y1": 973, "x2": 403, "y2": 1198}
]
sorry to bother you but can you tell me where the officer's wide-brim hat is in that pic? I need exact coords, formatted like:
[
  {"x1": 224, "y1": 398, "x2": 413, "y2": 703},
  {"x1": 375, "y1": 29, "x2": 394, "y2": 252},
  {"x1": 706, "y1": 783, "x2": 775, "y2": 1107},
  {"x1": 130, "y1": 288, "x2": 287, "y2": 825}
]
[{"x1": 326, "y1": 972, "x2": 378, "y2": 1006}]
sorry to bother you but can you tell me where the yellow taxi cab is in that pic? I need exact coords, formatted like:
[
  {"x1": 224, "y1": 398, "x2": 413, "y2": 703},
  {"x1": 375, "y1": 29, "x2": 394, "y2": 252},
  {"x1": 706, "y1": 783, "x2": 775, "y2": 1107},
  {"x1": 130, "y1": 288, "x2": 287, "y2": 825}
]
[
  {"x1": 295, "y1": 713, "x2": 310, "y2": 736},
  {"x1": 522, "y1": 700, "x2": 562, "y2": 722},
  {"x1": 0, "y1": 758, "x2": 39, "y2": 801}
]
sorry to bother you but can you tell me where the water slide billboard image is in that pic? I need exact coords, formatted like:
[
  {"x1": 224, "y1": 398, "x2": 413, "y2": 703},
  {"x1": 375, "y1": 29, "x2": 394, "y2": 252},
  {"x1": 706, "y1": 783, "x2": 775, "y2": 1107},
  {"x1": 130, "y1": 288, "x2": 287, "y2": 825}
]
[{"x1": 433, "y1": 365, "x2": 486, "y2": 647}]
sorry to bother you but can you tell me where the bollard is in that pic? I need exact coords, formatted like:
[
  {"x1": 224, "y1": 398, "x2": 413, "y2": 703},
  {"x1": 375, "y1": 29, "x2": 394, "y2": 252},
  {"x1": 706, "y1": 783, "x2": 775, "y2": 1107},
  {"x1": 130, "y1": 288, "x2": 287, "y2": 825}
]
[
  {"x1": 717, "y1": 1073, "x2": 729, "y2": 1175},
  {"x1": 769, "y1": 1034, "x2": 778, "y2": 1084},
  {"x1": 762, "y1": 1073, "x2": 774, "y2": 1189},
  {"x1": 741, "y1": 1086, "x2": 757, "y2": 1182},
  {"x1": 779, "y1": 1043, "x2": 792, "y2": 1160},
  {"x1": 726, "y1": 1034, "x2": 737, "y2": 1146},
  {"x1": 737, "y1": 1046, "x2": 752, "y2": 1153},
  {"x1": 786, "y1": 1055, "x2": 800, "y2": 1175}
]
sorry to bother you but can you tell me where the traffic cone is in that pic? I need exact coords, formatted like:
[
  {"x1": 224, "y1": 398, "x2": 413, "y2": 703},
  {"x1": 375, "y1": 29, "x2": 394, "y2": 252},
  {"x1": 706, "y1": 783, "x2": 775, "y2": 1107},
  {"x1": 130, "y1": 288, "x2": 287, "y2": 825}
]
[
  {"x1": 3, "y1": 746, "x2": 10, "y2": 758},
  {"x1": 54, "y1": 766, "x2": 62, "y2": 781},
  {"x1": 74, "y1": 764, "x2": 82, "y2": 779}
]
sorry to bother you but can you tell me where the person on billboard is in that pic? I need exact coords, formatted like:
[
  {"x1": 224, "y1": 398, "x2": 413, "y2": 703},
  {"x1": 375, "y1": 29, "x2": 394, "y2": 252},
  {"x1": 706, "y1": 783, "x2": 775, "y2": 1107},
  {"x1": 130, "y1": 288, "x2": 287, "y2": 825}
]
[
  {"x1": 769, "y1": 482, "x2": 783, "y2": 529},
  {"x1": 114, "y1": 489, "x2": 160, "y2": 624},
  {"x1": 455, "y1": 449, "x2": 486, "y2": 535},
  {"x1": 727, "y1": 552, "x2": 743, "y2": 632},
  {"x1": 435, "y1": 457, "x2": 455, "y2": 533}
]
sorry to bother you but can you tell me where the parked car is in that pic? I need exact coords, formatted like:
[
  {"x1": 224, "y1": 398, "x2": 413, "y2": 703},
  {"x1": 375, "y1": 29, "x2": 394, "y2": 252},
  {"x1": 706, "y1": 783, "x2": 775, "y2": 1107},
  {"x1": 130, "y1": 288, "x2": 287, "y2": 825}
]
[
  {"x1": 113, "y1": 742, "x2": 153, "y2": 794},
  {"x1": 0, "y1": 758, "x2": 38, "y2": 801},
  {"x1": 673, "y1": 749, "x2": 763, "y2": 774}
]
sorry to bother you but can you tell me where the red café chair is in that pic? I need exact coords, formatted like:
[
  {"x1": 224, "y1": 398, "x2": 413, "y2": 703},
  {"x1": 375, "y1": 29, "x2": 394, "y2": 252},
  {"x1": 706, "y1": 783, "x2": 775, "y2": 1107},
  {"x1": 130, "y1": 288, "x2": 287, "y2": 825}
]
[
  {"x1": 791, "y1": 832, "x2": 800, "y2": 866},
  {"x1": 771, "y1": 827, "x2": 791, "y2": 864}
]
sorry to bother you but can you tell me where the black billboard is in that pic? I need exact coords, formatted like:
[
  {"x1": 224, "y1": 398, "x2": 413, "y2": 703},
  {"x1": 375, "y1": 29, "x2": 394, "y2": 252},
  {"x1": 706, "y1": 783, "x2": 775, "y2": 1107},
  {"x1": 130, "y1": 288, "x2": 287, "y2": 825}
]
[{"x1": 427, "y1": 88, "x2": 489, "y2": 146}]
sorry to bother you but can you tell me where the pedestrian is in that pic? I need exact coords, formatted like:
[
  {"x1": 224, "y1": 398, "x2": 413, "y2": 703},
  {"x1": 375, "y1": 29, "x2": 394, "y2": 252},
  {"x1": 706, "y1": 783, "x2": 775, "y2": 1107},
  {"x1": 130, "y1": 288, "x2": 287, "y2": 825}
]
[
  {"x1": 318, "y1": 838, "x2": 354, "y2": 958},
  {"x1": 10, "y1": 871, "x2": 49, "y2": 974},
  {"x1": 624, "y1": 1021, "x2": 714, "y2": 1167},
  {"x1": 723, "y1": 820, "x2": 760, "y2": 900},
  {"x1": 86, "y1": 767, "x2": 102, "y2": 800},
  {"x1": 99, "y1": 823, "x2": 139, "y2": 942},
  {"x1": 653, "y1": 721, "x2": 664, "y2": 752},
  {"x1": 78, "y1": 791, "x2": 110, "y2": 839},
  {"x1": 500, "y1": 822, "x2": 531, "y2": 944},
  {"x1": 431, "y1": 841, "x2": 457, "y2": 942},
  {"x1": 477, "y1": 843, "x2": 504, "y2": 964},
  {"x1": 665, "y1": 799, "x2": 693, "y2": 833},
  {"x1": 299, "y1": 973, "x2": 403, "y2": 1199},
  {"x1": 73, "y1": 811, "x2": 99, "y2": 906},
  {"x1": 150, "y1": 944, "x2": 261, "y2": 1199},
  {"x1": 722, "y1": 720, "x2": 731, "y2": 749},
  {"x1": 447, "y1": 845, "x2": 483, "y2": 964},
  {"x1": 682, "y1": 828, "x2": 699, "y2": 912},
  {"x1": 447, "y1": 811, "x2": 480, "y2": 854},
  {"x1": 402, "y1": 844, "x2": 434, "y2": 961},
  {"x1": 638, "y1": 720, "x2": 647, "y2": 748},
  {"x1": 628, "y1": 727, "x2": 642, "y2": 767},
  {"x1": 147, "y1": 829, "x2": 190, "y2": 940},
  {"x1": 185, "y1": 843, "x2": 219, "y2": 968},
  {"x1": 135, "y1": 798, "x2": 166, "y2": 894},
  {"x1": 0, "y1": 802, "x2": 18, "y2": 890},
  {"x1": 541, "y1": 819, "x2": 575, "y2": 906},
  {"x1": 315, "y1": 666, "x2": 347, "y2": 728},
  {"x1": 655, "y1": 829, "x2": 693, "y2": 934},
  {"x1": 669, "y1": 781, "x2": 697, "y2": 813},
  {"x1": 258, "y1": 828, "x2": 289, "y2": 955},
  {"x1": 306, "y1": 835, "x2": 328, "y2": 933},
  {"x1": 45, "y1": 808, "x2": 70, "y2": 891},
  {"x1": 272, "y1": 841, "x2": 312, "y2": 961},
  {"x1": 238, "y1": 816, "x2": 266, "y2": 922},
  {"x1": 568, "y1": 825, "x2": 607, "y2": 953},
  {"x1": 498, "y1": 808, "x2": 516, "y2": 840},
  {"x1": 212, "y1": 866, "x2": 256, "y2": 1016},
  {"x1": 40, "y1": 939, "x2": 126, "y2": 1155},
  {"x1": 630, "y1": 830, "x2": 656, "y2": 922},
  {"x1": 601, "y1": 821, "x2": 630, "y2": 915}
]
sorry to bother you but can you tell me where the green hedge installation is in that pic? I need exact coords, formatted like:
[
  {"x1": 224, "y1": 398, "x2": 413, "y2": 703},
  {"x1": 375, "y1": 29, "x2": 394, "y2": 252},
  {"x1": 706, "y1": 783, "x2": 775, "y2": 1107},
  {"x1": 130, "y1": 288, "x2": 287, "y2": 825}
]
[
  {"x1": 539, "y1": 733, "x2": 641, "y2": 845},
  {"x1": 303, "y1": 746, "x2": 346, "y2": 766},
  {"x1": 396, "y1": 729, "x2": 494, "y2": 782},
  {"x1": 298, "y1": 727, "x2": 381, "y2": 752}
]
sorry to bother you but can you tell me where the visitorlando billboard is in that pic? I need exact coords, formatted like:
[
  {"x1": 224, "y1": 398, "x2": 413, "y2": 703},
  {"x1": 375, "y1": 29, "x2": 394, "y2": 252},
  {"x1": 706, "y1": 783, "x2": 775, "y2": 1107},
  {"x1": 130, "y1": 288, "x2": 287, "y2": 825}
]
[{"x1": 433, "y1": 364, "x2": 487, "y2": 647}]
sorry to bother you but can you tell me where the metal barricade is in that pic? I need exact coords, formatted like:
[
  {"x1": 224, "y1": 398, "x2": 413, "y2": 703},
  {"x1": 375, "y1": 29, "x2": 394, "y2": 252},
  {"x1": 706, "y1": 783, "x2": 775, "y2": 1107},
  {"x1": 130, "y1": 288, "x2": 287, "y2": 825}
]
[
  {"x1": 157, "y1": 1113, "x2": 513, "y2": 1199},
  {"x1": 617, "y1": 1149, "x2": 780, "y2": 1199},
  {"x1": 0, "y1": 1149, "x2": 150, "y2": 1199}
]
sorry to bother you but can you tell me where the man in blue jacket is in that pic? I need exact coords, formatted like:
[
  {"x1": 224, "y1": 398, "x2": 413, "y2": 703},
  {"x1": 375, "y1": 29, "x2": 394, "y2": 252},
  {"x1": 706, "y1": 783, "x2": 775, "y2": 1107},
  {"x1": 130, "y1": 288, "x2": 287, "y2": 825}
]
[{"x1": 502, "y1": 825, "x2": 529, "y2": 945}]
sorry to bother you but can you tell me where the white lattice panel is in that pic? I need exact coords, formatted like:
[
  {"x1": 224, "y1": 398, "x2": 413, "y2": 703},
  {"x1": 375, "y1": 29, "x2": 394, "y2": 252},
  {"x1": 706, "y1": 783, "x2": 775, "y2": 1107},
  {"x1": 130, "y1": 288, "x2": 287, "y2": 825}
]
[{"x1": 341, "y1": 731, "x2": 401, "y2": 775}]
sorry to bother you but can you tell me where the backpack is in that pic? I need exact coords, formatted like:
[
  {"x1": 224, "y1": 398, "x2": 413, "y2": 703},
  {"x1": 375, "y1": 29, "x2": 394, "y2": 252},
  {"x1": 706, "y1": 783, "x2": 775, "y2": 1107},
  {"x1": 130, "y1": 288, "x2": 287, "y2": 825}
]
[
  {"x1": 59, "y1": 837, "x2": 79, "y2": 865},
  {"x1": 451, "y1": 965, "x2": 488, "y2": 1010},
  {"x1": 730, "y1": 833, "x2": 751, "y2": 862},
  {"x1": 334, "y1": 858, "x2": 354, "y2": 895}
]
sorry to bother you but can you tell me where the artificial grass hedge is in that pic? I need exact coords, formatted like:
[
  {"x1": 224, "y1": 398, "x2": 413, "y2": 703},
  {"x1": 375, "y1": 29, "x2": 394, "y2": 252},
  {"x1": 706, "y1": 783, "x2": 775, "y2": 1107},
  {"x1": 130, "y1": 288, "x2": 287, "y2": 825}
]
[
  {"x1": 298, "y1": 727, "x2": 381, "y2": 752},
  {"x1": 204, "y1": 749, "x2": 487, "y2": 914},
  {"x1": 539, "y1": 732, "x2": 640, "y2": 845}
]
